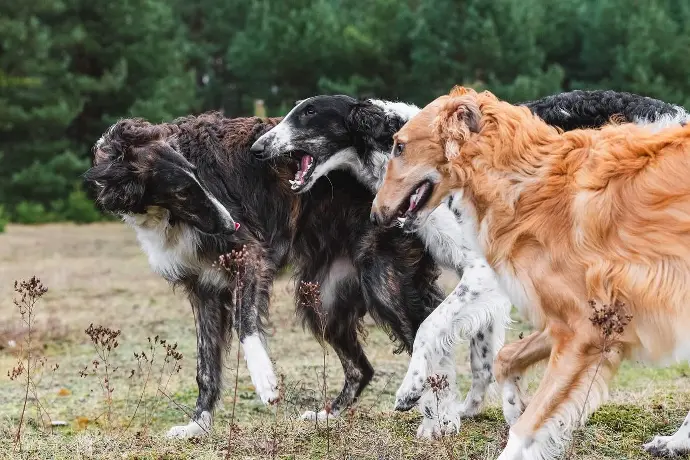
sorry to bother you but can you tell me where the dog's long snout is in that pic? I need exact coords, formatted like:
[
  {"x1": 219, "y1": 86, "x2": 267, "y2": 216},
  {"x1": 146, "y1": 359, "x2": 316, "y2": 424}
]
[{"x1": 370, "y1": 201, "x2": 393, "y2": 227}]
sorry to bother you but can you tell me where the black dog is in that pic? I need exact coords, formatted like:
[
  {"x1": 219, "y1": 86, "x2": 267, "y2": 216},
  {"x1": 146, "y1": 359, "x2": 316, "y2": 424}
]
[{"x1": 84, "y1": 113, "x2": 443, "y2": 437}]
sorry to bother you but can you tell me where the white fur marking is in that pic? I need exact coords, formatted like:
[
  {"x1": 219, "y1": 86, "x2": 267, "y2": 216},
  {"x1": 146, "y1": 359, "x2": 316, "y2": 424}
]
[
  {"x1": 369, "y1": 99, "x2": 421, "y2": 122},
  {"x1": 643, "y1": 410, "x2": 690, "y2": 457},
  {"x1": 123, "y1": 210, "x2": 201, "y2": 282},
  {"x1": 241, "y1": 333, "x2": 279, "y2": 404},
  {"x1": 166, "y1": 411, "x2": 212, "y2": 438}
]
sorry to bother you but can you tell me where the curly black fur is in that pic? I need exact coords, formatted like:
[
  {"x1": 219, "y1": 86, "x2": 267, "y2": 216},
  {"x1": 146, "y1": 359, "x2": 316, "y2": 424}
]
[{"x1": 521, "y1": 89, "x2": 689, "y2": 131}]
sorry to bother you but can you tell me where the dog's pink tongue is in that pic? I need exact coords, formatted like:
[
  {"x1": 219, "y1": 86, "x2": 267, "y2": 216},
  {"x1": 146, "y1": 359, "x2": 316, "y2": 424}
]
[{"x1": 299, "y1": 155, "x2": 313, "y2": 180}]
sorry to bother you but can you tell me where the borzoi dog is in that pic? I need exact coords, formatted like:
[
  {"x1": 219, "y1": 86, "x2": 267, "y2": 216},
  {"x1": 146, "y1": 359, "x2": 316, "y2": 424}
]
[
  {"x1": 85, "y1": 113, "x2": 444, "y2": 438},
  {"x1": 250, "y1": 89, "x2": 688, "y2": 438},
  {"x1": 371, "y1": 86, "x2": 690, "y2": 459}
]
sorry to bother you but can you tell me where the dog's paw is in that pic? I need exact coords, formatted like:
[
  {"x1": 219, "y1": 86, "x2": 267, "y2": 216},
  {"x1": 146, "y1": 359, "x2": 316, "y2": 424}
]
[
  {"x1": 395, "y1": 373, "x2": 426, "y2": 411},
  {"x1": 246, "y1": 358, "x2": 279, "y2": 404},
  {"x1": 501, "y1": 381, "x2": 526, "y2": 426},
  {"x1": 166, "y1": 411, "x2": 211, "y2": 439},
  {"x1": 502, "y1": 396, "x2": 525, "y2": 426},
  {"x1": 300, "y1": 409, "x2": 339, "y2": 421},
  {"x1": 643, "y1": 435, "x2": 690, "y2": 457},
  {"x1": 460, "y1": 396, "x2": 483, "y2": 418},
  {"x1": 242, "y1": 334, "x2": 280, "y2": 405},
  {"x1": 253, "y1": 371, "x2": 279, "y2": 405},
  {"x1": 415, "y1": 416, "x2": 460, "y2": 439}
]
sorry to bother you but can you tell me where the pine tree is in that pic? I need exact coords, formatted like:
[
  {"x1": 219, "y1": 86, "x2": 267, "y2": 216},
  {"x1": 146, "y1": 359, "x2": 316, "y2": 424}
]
[{"x1": 0, "y1": 0, "x2": 196, "y2": 217}]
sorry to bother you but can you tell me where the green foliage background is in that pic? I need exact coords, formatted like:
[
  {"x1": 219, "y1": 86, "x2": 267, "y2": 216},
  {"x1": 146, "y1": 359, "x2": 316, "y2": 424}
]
[{"x1": 1, "y1": 0, "x2": 689, "y2": 225}]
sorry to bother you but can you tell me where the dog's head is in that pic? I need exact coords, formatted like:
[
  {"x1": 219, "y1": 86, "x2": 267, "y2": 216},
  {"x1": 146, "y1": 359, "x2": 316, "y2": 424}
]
[
  {"x1": 371, "y1": 87, "x2": 483, "y2": 228},
  {"x1": 250, "y1": 95, "x2": 413, "y2": 192},
  {"x1": 84, "y1": 119, "x2": 239, "y2": 235}
]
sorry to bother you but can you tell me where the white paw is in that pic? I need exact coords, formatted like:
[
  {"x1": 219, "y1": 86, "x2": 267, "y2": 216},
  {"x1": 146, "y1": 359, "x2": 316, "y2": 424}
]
[
  {"x1": 252, "y1": 371, "x2": 279, "y2": 405},
  {"x1": 300, "y1": 409, "x2": 339, "y2": 421},
  {"x1": 502, "y1": 381, "x2": 526, "y2": 426},
  {"x1": 166, "y1": 411, "x2": 211, "y2": 439},
  {"x1": 502, "y1": 398, "x2": 525, "y2": 426},
  {"x1": 415, "y1": 416, "x2": 460, "y2": 439},
  {"x1": 242, "y1": 334, "x2": 279, "y2": 405},
  {"x1": 643, "y1": 435, "x2": 690, "y2": 457},
  {"x1": 460, "y1": 396, "x2": 483, "y2": 418}
]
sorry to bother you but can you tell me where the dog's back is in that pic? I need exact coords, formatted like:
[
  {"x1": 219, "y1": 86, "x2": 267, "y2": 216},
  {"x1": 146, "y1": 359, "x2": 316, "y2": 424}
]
[{"x1": 521, "y1": 89, "x2": 689, "y2": 131}]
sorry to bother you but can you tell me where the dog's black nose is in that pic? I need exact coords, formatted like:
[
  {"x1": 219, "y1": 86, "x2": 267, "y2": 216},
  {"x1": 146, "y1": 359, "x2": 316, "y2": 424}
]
[{"x1": 250, "y1": 139, "x2": 265, "y2": 156}]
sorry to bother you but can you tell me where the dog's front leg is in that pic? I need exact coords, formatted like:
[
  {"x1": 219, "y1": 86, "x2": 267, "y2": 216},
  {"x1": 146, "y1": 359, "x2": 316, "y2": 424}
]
[
  {"x1": 235, "y1": 256, "x2": 279, "y2": 406},
  {"x1": 395, "y1": 260, "x2": 510, "y2": 413},
  {"x1": 167, "y1": 285, "x2": 227, "y2": 438},
  {"x1": 416, "y1": 348, "x2": 463, "y2": 439},
  {"x1": 494, "y1": 330, "x2": 552, "y2": 426}
]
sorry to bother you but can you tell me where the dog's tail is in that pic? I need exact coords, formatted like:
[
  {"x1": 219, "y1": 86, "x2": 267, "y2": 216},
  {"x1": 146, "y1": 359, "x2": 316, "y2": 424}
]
[{"x1": 521, "y1": 89, "x2": 688, "y2": 132}]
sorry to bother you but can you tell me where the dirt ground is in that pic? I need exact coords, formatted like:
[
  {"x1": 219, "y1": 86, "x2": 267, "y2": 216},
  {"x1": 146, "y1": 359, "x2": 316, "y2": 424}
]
[{"x1": 0, "y1": 223, "x2": 688, "y2": 459}]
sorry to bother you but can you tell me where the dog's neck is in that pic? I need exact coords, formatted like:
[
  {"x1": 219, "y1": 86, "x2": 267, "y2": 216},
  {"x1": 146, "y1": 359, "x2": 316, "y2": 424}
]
[
  {"x1": 358, "y1": 99, "x2": 421, "y2": 192},
  {"x1": 349, "y1": 149, "x2": 390, "y2": 193}
]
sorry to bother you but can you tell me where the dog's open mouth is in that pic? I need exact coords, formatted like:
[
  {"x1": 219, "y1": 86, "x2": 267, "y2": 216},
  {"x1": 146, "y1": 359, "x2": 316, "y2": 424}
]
[
  {"x1": 396, "y1": 180, "x2": 433, "y2": 221},
  {"x1": 287, "y1": 151, "x2": 316, "y2": 191}
]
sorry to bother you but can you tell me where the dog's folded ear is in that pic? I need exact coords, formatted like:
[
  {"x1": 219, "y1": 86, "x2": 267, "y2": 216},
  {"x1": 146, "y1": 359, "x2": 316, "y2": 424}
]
[
  {"x1": 433, "y1": 94, "x2": 481, "y2": 160},
  {"x1": 347, "y1": 102, "x2": 386, "y2": 136},
  {"x1": 93, "y1": 119, "x2": 176, "y2": 165},
  {"x1": 347, "y1": 102, "x2": 398, "y2": 155},
  {"x1": 84, "y1": 118, "x2": 171, "y2": 214}
]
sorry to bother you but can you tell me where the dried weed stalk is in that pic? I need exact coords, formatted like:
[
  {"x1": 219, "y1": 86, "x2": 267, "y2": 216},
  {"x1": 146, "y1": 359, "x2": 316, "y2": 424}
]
[
  {"x1": 298, "y1": 280, "x2": 331, "y2": 451},
  {"x1": 80, "y1": 323, "x2": 121, "y2": 426},
  {"x1": 9, "y1": 276, "x2": 51, "y2": 449},
  {"x1": 567, "y1": 298, "x2": 632, "y2": 458},
  {"x1": 126, "y1": 335, "x2": 183, "y2": 431},
  {"x1": 216, "y1": 246, "x2": 259, "y2": 457}
]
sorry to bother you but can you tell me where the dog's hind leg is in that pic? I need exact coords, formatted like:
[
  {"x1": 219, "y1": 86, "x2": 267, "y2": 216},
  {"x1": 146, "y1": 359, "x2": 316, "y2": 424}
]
[
  {"x1": 644, "y1": 410, "x2": 690, "y2": 457},
  {"x1": 167, "y1": 285, "x2": 229, "y2": 438},
  {"x1": 299, "y1": 301, "x2": 374, "y2": 421}
]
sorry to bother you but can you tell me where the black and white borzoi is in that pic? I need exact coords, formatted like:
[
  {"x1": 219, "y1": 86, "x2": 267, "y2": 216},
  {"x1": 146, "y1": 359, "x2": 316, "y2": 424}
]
[
  {"x1": 250, "y1": 89, "x2": 690, "y2": 439},
  {"x1": 84, "y1": 113, "x2": 444, "y2": 438}
]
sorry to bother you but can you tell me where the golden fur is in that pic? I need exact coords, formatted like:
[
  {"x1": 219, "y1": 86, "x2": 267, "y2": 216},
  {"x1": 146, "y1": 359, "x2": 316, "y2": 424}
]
[{"x1": 373, "y1": 87, "x2": 690, "y2": 454}]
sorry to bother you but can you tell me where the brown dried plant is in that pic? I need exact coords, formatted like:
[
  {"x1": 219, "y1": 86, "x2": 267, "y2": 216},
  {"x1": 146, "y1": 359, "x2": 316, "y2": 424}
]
[{"x1": 9, "y1": 276, "x2": 51, "y2": 450}]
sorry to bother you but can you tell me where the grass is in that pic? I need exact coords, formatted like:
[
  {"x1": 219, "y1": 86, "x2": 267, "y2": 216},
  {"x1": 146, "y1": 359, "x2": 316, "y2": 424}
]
[{"x1": 0, "y1": 222, "x2": 688, "y2": 459}]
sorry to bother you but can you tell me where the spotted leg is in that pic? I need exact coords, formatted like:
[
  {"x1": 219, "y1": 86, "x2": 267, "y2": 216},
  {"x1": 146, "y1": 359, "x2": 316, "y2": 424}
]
[{"x1": 395, "y1": 259, "x2": 512, "y2": 413}]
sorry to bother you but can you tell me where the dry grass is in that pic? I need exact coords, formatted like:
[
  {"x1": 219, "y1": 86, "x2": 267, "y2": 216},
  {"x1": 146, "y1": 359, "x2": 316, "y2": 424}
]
[{"x1": 0, "y1": 223, "x2": 688, "y2": 459}]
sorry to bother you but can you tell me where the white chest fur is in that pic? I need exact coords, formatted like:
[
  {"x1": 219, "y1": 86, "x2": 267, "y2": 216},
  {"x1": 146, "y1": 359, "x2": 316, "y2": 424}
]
[{"x1": 123, "y1": 208, "x2": 202, "y2": 282}]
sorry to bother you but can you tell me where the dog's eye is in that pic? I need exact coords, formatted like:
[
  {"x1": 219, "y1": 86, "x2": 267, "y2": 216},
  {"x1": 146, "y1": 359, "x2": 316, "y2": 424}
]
[
  {"x1": 304, "y1": 106, "x2": 316, "y2": 116},
  {"x1": 393, "y1": 143, "x2": 405, "y2": 157}
]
